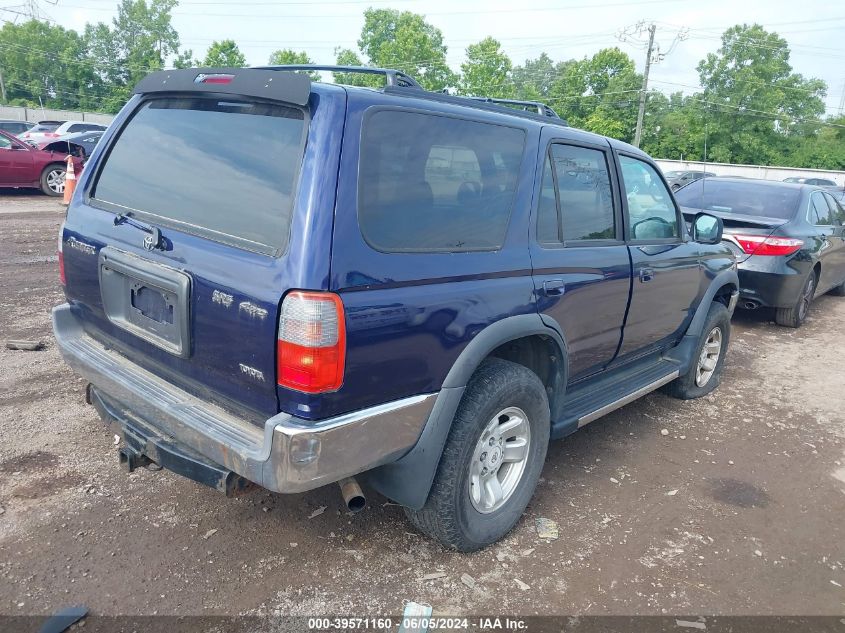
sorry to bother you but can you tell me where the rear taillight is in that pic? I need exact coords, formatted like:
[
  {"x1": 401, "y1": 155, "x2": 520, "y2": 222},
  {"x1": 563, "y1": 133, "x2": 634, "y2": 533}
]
[
  {"x1": 58, "y1": 231, "x2": 65, "y2": 285},
  {"x1": 733, "y1": 234, "x2": 803, "y2": 256},
  {"x1": 44, "y1": 132, "x2": 59, "y2": 138},
  {"x1": 277, "y1": 291, "x2": 346, "y2": 393}
]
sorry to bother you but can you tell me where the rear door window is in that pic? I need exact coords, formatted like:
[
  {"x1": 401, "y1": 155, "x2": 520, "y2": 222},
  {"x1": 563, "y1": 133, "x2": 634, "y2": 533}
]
[
  {"x1": 358, "y1": 110, "x2": 525, "y2": 252},
  {"x1": 810, "y1": 192, "x2": 832, "y2": 225},
  {"x1": 822, "y1": 192, "x2": 845, "y2": 225},
  {"x1": 93, "y1": 97, "x2": 306, "y2": 256},
  {"x1": 537, "y1": 143, "x2": 616, "y2": 244}
]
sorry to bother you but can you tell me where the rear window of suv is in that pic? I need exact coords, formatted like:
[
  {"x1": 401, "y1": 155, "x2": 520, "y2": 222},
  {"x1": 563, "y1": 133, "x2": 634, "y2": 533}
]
[
  {"x1": 93, "y1": 97, "x2": 306, "y2": 255},
  {"x1": 358, "y1": 110, "x2": 525, "y2": 252}
]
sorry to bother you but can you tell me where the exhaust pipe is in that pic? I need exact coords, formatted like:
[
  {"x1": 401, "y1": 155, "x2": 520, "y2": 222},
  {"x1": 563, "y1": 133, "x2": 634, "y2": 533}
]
[
  {"x1": 339, "y1": 477, "x2": 366, "y2": 513},
  {"x1": 743, "y1": 300, "x2": 760, "y2": 310}
]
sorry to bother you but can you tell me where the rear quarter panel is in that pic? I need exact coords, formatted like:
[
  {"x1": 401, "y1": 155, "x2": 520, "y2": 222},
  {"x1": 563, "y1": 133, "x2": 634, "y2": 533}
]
[{"x1": 299, "y1": 91, "x2": 542, "y2": 419}]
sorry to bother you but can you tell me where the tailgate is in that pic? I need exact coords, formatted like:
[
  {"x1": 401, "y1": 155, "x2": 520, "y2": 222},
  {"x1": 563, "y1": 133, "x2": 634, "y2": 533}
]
[{"x1": 59, "y1": 69, "x2": 338, "y2": 422}]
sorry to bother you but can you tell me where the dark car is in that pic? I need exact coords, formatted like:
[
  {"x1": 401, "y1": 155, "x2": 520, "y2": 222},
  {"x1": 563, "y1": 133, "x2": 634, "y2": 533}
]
[
  {"x1": 0, "y1": 130, "x2": 84, "y2": 196},
  {"x1": 52, "y1": 66, "x2": 738, "y2": 551},
  {"x1": 0, "y1": 119, "x2": 35, "y2": 136},
  {"x1": 39, "y1": 131, "x2": 104, "y2": 161},
  {"x1": 676, "y1": 177, "x2": 845, "y2": 327},
  {"x1": 663, "y1": 169, "x2": 717, "y2": 191},
  {"x1": 783, "y1": 176, "x2": 838, "y2": 187}
]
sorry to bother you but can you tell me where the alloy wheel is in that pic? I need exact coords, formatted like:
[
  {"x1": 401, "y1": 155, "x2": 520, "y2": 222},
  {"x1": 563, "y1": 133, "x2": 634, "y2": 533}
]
[
  {"x1": 695, "y1": 326, "x2": 723, "y2": 388},
  {"x1": 468, "y1": 406, "x2": 531, "y2": 514},
  {"x1": 46, "y1": 169, "x2": 66, "y2": 194},
  {"x1": 798, "y1": 275, "x2": 815, "y2": 321}
]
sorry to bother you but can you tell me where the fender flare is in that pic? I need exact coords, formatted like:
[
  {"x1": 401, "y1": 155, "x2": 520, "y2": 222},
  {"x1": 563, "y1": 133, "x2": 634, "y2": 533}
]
[
  {"x1": 365, "y1": 313, "x2": 567, "y2": 510},
  {"x1": 666, "y1": 267, "x2": 739, "y2": 375}
]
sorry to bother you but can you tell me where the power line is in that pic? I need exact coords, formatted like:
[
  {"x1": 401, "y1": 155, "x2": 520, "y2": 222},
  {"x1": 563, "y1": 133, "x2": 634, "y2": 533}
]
[{"x1": 617, "y1": 21, "x2": 687, "y2": 147}]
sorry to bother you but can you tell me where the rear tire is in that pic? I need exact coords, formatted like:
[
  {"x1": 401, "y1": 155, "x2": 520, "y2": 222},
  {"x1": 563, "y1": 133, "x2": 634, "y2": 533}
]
[
  {"x1": 775, "y1": 272, "x2": 816, "y2": 328},
  {"x1": 665, "y1": 301, "x2": 730, "y2": 400},
  {"x1": 404, "y1": 358, "x2": 550, "y2": 552},
  {"x1": 40, "y1": 164, "x2": 66, "y2": 197}
]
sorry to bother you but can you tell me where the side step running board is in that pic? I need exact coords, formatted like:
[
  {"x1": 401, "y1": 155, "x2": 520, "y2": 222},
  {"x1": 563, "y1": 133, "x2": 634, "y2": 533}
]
[
  {"x1": 576, "y1": 370, "x2": 678, "y2": 427},
  {"x1": 551, "y1": 358, "x2": 680, "y2": 439}
]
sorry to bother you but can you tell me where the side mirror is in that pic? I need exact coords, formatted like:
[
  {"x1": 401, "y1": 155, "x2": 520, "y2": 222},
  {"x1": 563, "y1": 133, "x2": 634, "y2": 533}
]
[{"x1": 693, "y1": 213, "x2": 723, "y2": 245}]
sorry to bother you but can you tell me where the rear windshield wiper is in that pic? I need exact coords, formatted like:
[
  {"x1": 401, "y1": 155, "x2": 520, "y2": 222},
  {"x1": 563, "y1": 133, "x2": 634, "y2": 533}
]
[{"x1": 113, "y1": 212, "x2": 165, "y2": 251}]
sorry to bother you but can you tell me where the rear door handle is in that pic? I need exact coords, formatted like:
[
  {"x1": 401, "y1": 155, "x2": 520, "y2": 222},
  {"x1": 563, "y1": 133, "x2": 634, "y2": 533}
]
[
  {"x1": 639, "y1": 268, "x2": 655, "y2": 283},
  {"x1": 542, "y1": 279, "x2": 566, "y2": 296}
]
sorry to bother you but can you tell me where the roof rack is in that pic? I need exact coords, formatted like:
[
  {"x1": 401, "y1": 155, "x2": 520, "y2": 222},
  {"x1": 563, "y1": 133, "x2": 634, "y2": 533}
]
[
  {"x1": 262, "y1": 64, "x2": 421, "y2": 88},
  {"x1": 467, "y1": 97, "x2": 561, "y2": 120},
  {"x1": 259, "y1": 64, "x2": 567, "y2": 125}
]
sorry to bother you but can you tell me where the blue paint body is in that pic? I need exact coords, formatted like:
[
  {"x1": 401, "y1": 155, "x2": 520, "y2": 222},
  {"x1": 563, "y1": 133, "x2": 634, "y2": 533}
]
[{"x1": 60, "y1": 77, "x2": 736, "y2": 428}]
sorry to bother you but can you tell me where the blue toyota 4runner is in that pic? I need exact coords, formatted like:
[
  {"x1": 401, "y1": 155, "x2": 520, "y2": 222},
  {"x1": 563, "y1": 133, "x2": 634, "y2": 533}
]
[{"x1": 53, "y1": 66, "x2": 738, "y2": 552}]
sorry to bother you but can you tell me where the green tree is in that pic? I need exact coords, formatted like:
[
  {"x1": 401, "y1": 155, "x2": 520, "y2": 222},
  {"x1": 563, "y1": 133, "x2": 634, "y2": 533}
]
[
  {"x1": 268, "y1": 49, "x2": 321, "y2": 80},
  {"x1": 696, "y1": 24, "x2": 826, "y2": 164},
  {"x1": 352, "y1": 8, "x2": 456, "y2": 91},
  {"x1": 0, "y1": 20, "x2": 101, "y2": 109},
  {"x1": 512, "y1": 53, "x2": 559, "y2": 101},
  {"x1": 172, "y1": 48, "x2": 197, "y2": 69},
  {"x1": 85, "y1": 0, "x2": 180, "y2": 112},
  {"x1": 640, "y1": 92, "x2": 707, "y2": 161},
  {"x1": 332, "y1": 47, "x2": 379, "y2": 87},
  {"x1": 203, "y1": 39, "x2": 246, "y2": 67},
  {"x1": 459, "y1": 36, "x2": 513, "y2": 98},
  {"x1": 548, "y1": 48, "x2": 641, "y2": 141},
  {"x1": 787, "y1": 116, "x2": 845, "y2": 170}
]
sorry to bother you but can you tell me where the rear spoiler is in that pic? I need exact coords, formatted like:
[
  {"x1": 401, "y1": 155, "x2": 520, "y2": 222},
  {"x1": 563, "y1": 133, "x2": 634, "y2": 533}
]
[{"x1": 132, "y1": 67, "x2": 311, "y2": 106}]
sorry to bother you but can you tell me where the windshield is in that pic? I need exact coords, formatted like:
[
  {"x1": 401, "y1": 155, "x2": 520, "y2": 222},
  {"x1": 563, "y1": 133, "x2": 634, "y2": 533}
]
[
  {"x1": 675, "y1": 179, "x2": 801, "y2": 219},
  {"x1": 93, "y1": 97, "x2": 306, "y2": 255}
]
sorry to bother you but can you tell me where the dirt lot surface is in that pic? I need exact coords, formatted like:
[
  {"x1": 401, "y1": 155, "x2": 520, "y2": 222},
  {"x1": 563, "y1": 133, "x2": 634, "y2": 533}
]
[{"x1": 1, "y1": 193, "x2": 844, "y2": 621}]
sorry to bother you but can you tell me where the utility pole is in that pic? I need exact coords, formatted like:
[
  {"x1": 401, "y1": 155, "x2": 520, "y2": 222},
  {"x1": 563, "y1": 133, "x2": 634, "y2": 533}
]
[
  {"x1": 633, "y1": 23, "x2": 656, "y2": 148},
  {"x1": 618, "y1": 22, "x2": 687, "y2": 147}
]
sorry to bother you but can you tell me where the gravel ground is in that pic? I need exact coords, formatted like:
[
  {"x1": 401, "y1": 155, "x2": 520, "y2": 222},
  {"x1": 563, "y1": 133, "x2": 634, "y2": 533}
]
[{"x1": 1, "y1": 192, "x2": 844, "y2": 621}]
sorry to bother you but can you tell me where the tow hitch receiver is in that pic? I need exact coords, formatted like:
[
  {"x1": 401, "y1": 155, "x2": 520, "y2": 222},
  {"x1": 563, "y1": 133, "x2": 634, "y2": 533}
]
[
  {"x1": 118, "y1": 446, "x2": 153, "y2": 472},
  {"x1": 90, "y1": 386, "x2": 252, "y2": 497}
]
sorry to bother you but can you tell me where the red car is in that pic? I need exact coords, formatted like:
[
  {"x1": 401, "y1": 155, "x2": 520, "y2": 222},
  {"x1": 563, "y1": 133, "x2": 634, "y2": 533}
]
[{"x1": 0, "y1": 130, "x2": 83, "y2": 196}]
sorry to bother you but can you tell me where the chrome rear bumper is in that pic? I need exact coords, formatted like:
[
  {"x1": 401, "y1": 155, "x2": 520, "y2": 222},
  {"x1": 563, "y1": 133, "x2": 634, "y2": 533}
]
[{"x1": 52, "y1": 304, "x2": 436, "y2": 493}]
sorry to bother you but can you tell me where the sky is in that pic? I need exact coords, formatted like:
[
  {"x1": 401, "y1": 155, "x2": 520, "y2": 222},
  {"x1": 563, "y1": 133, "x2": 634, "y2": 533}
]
[{"x1": 12, "y1": 0, "x2": 845, "y2": 115}]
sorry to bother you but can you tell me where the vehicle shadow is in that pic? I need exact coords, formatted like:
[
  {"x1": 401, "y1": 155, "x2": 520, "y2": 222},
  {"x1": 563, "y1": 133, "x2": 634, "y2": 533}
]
[
  {"x1": 731, "y1": 306, "x2": 776, "y2": 326},
  {"x1": 0, "y1": 188, "x2": 45, "y2": 198}
]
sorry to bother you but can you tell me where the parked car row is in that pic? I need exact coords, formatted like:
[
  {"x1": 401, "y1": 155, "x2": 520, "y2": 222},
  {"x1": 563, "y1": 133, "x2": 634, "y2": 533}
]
[
  {"x1": 0, "y1": 130, "x2": 84, "y2": 196},
  {"x1": 0, "y1": 119, "x2": 107, "y2": 195}
]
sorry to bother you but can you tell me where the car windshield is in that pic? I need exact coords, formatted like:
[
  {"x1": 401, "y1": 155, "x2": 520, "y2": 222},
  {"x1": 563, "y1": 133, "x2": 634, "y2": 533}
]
[
  {"x1": 675, "y1": 179, "x2": 801, "y2": 219},
  {"x1": 663, "y1": 171, "x2": 683, "y2": 178},
  {"x1": 29, "y1": 124, "x2": 59, "y2": 132}
]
